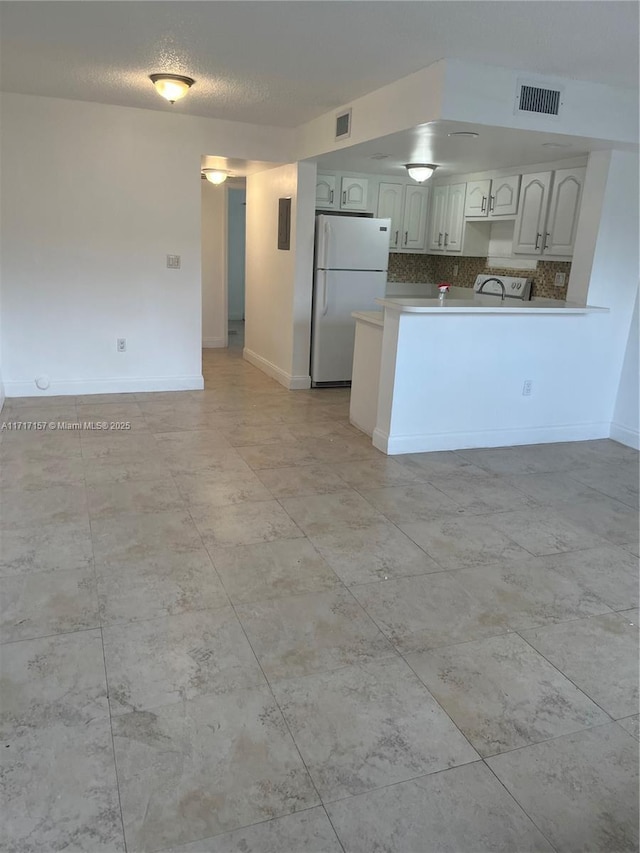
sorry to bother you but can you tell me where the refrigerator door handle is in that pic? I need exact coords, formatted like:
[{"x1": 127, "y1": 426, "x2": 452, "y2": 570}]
[{"x1": 321, "y1": 271, "x2": 329, "y2": 316}]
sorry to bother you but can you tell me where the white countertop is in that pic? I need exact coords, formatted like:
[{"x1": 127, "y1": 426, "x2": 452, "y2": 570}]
[
  {"x1": 375, "y1": 296, "x2": 608, "y2": 315},
  {"x1": 352, "y1": 310, "x2": 384, "y2": 327}
]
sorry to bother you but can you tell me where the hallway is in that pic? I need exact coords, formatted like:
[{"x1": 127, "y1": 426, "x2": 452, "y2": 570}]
[{"x1": 1, "y1": 347, "x2": 638, "y2": 852}]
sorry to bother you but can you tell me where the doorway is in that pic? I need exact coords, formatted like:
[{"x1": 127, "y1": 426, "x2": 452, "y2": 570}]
[{"x1": 227, "y1": 187, "x2": 246, "y2": 349}]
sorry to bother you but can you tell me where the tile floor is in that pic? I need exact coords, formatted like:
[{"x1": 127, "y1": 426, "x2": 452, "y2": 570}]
[{"x1": 1, "y1": 346, "x2": 638, "y2": 853}]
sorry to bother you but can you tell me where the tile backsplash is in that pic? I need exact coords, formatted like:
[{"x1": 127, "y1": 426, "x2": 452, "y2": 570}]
[{"x1": 388, "y1": 253, "x2": 571, "y2": 300}]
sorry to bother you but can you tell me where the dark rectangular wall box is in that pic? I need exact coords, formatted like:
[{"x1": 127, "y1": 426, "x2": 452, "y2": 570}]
[{"x1": 277, "y1": 197, "x2": 291, "y2": 250}]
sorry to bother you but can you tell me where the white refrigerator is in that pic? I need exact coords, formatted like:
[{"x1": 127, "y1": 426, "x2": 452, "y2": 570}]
[{"x1": 311, "y1": 214, "x2": 390, "y2": 386}]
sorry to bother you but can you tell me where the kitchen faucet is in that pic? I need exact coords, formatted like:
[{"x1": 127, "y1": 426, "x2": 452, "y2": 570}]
[{"x1": 477, "y1": 277, "x2": 506, "y2": 302}]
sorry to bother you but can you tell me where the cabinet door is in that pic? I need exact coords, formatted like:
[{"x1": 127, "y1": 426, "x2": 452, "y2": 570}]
[
  {"x1": 513, "y1": 172, "x2": 552, "y2": 254},
  {"x1": 464, "y1": 179, "x2": 491, "y2": 217},
  {"x1": 340, "y1": 176, "x2": 368, "y2": 211},
  {"x1": 443, "y1": 183, "x2": 466, "y2": 252},
  {"x1": 316, "y1": 175, "x2": 336, "y2": 209},
  {"x1": 401, "y1": 185, "x2": 430, "y2": 251},
  {"x1": 428, "y1": 186, "x2": 448, "y2": 251},
  {"x1": 490, "y1": 175, "x2": 520, "y2": 216},
  {"x1": 543, "y1": 167, "x2": 585, "y2": 256},
  {"x1": 377, "y1": 183, "x2": 404, "y2": 249}
]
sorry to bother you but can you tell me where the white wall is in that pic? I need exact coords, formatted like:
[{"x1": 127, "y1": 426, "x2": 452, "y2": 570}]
[
  {"x1": 373, "y1": 308, "x2": 614, "y2": 454},
  {"x1": 201, "y1": 181, "x2": 227, "y2": 348},
  {"x1": 0, "y1": 92, "x2": 291, "y2": 396},
  {"x1": 612, "y1": 291, "x2": 639, "y2": 449},
  {"x1": 244, "y1": 162, "x2": 315, "y2": 389}
]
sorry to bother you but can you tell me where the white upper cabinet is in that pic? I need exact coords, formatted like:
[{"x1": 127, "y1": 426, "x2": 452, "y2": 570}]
[
  {"x1": 427, "y1": 185, "x2": 449, "y2": 251},
  {"x1": 464, "y1": 179, "x2": 491, "y2": 217},
  {"x1": 443, "y1": 183, "x2": 466, "y2": 252},
  {"x1": 377, "y1": 182, "x2": 404, "y2": 249},
  {"x1": 543, "y1": 167, "x2": 585, "y2": 256},
  {"x1": 316, "y1": 174, "x2": 336, "y2": 209},
  {"x1": 513, "y1": 171, "x2": 552, "y2": 254},
  {"x1": 340, "y1": 176, "x2": 368, "y2": 211},
  {"x1": 465, "y1": 175, "x2": 520, "y2": 217},
  {"x1": 401, "y1": 185, "x2": 430, "y2": 251},
  {"x1": 490, "y1": 175, "x2": 520, "y2": 216}
]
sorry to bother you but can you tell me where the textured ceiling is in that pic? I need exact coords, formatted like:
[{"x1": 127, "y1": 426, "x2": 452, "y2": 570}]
[{"x1": 0, "y1": 1, "x2": 637, "y2": 128}]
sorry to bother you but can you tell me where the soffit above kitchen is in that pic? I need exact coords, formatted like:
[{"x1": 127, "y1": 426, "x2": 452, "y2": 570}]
[
  {"x1": 0, "y1": 1, "x2": 637, "y2": 128},
  {"x1": 314, "y1": 120, "x2": 619, "y2": 179}
]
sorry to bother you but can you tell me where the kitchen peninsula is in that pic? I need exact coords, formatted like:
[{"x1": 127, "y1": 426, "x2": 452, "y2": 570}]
[{"x1": 350, "y1": 296, "x2": 609, "y2": 455}]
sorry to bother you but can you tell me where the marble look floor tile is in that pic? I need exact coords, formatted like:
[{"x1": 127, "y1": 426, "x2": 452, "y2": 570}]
[
  {"x1": 210, "y1": 539, "x2": 340, "y2": 605},
  {"x1": 451, "y1": 560, "x2": 613, "y2": 630},
  {"x1": 154, "y1": 430, "x2": 233, "y2": 453},
  {"x1": 235, "y1": 441, "x2": 317, "y2": 470},
  {"x1": 255, "y1": 464, "x2": 347, "y2": 498},
  {"x1": 83, "y1": 453, "x2": 174, "y2": 485},
  {"x1": 427, "y1": 470, "x2": 539, "y2": 516},
  {"x1": 220, "y1": 424, "x2": 299, "y2": 447},
  {"x1": 236, "y1": 588, "x2": 396, "y2": 680},
  {"x1": 399, "y1": 515, "x2": 530, "y2": 570},
  {"x1": 112, "y1": 687, "x2": 319, "y2": 853},
  {"x1": 0, "y1": 629, "x2": 108, "y2": 730},
  {"x1": 308, "y1": 522, "x2": 441, "y2": 586},
  {"x1": 91, "y1": 510, "x2": 210, "y2": 566},
  {"x1": 329, "y1": 457, "x2": 422, "y2": 489},
  {"x1": 76, "y1": 393, "x2": 139, "y2": 406},
  {"x1": 279, "y1": 490, "x2": 385, "y2": 537},
  {"x1": 486, "y1": 507, "x2": 607, "y2": 556},
  {"x1": 0, "y1": 567, "x2": 99, "y2": 643},
  {"x1": 0, "y1": 430, "x2": 82, "y2": 456},
  {"x1": 0, "y1": 454, "x2": 86, "y2": 490},
  {"x1": 386, "y1": 450, "x2": 482, "y2": 479},
  {"x1": 0, "y1": 520, "x2": 93, "y2": 576},
  {"x1": 570, "y1": 461, "x2": 639, "y2": 509},
  {"x1": 617, "y1": 715, "x2": 640, "y2": 740},
  {"x1": 103, "y1": 607, "x2": 265, "y2": 715},
  {"x1": 535, "y1": 546, "x2": 639, "y2": 611},
  {"x1": 161, "y1": 808, "x2": 343, "y2": 853},
  {"x1": 162, "y1": 448, "x2": 252, "y2": 476},
  {"x1": 408, "y1": 633, "x2": 608, "y2": 757},
  {"x1": 487, "y1": 724, "x2": 639, "y2": 853},
  {"x1": 326, "y1": 762, "x2": 554, "y2": 853},
  {"x1": 76, "y1": 401, "x2": 144, "y2": 420},
  {"x1": 80, "y1": 433, "x2": 161, "y2": 458},
  {"x1": 271, "y1": 658, "x2": 478, "y2": 800},
  {"x1": 2, "y1": 718, "x2": 125, "y2": 853},
  {"x1": 552, "y1": 494, "x2": 639, "y2": 548},
  {"x1": 521, "y1": 613, "x2": 639, "y2": 719},
  {"x1": 190, "y1": 500, "x2": 303, "y2": 548},
  {"x1": 458, "y1": 443, "x2": 583, "y2": 476},
  {"x1": 357, "y1": 482, "x2": 460, "y2": 524},
  {"x1": 173, "y1": 470, "x2": 273, "y2": 508},
  {"x1": 0, "y1": 484, "x2": 88, "y2": 530},
  {"x1": 300, "y1": 433, "x2": 381, "y2": 464},
  {"x1": 351, "y1": 572, "x2": 513, "y2": 654},
  {"x1": 87, "y1": 477, "x2": 185, "y2": 519},
  {"x1": 506, "y1": 471, "x2": 605, "y2": 505}
]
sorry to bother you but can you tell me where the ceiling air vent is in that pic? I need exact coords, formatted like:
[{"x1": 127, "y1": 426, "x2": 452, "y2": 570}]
[
  {"x1": 335, "y1": 108, "x2": 352, "y2": 140},
  {"x1": 515, "y1": 82, "x2": 563, "y2": 118}
]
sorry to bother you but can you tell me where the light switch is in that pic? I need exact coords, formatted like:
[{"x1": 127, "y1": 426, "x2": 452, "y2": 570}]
[{"x1": 166, "y1": 254, "x2": 181, "y2": 269}]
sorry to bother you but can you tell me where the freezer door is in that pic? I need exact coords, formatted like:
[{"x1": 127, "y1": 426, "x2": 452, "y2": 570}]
[
  {"x1": 316, "y1": 215, "x2": 391, "y2": 271},
  {"x1": 311, "y1": 270, "x2": 387, "y2": 384}
]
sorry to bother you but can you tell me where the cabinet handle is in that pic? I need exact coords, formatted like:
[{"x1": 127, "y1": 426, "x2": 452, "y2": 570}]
[
  {"x1": 481, "y1": 196, "x2": 486, "y2": 213},
  {"x1": 329, "y1": 190, "x2": 333, "y2": 204},
  {"x1": 490, "y1": 195, "x2": 495, "y2": 212},
  {"x1": 438, "y1": 232, "x2": 443, "y2": 247},
  {"x1": 535, "y1": 232, "x2": 541, "y2": 250},
  {"x1": 404, "y1": 231, "x2": 408, "y2": 246},
  {"x1": 395, "y1": 230, "x2": 399, "y2": 245},
  {"x1": 543, "y1": 232, "x2": 550, "y2": 250},
  {"x1": 444, "y1": 232, "x2": 449, "y2": 247}
]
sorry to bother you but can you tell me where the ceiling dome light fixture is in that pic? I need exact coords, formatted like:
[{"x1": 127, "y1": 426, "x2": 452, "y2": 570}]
[
  {"x1": 149, "y1": 73, "x2": 195, "y2": 104},
  {"x1": 405, "y1": 163, "x2": 437, "y2": 183},
  {"x1": 202, "y1": 168, "x2": 228, "y2": 185}
]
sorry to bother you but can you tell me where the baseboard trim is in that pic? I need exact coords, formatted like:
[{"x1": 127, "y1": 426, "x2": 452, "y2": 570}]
[
  {"x1": 373, "y1": 422, "x2": 611, "y2": 455},
  {"x1": 202, "y1": 337, "x2": 227, "y2": 348},
  {"x1": 4, "y1": 374, "x2": 205, "y2": 398},
  {"x1": 243, "y1": 348, "x2": 311, "y2": 390},
  {"x1": 610, "y1": 421, "x2": 640, "y2": 450}
]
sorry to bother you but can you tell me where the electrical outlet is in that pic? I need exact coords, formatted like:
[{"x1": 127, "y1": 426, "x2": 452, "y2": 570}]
[
  {"x1": 453, "y1": 264, "x2": 459, "y2": 278},
  {"x1": 522, "y1": 379, "x2": 533, "y2": 396},
  {"x1": 166, "y1": 254, "x2": 181, "y2": 269},
  {"x1": 117, "y1": 338, "x2": 126, "y2": 352},
  {"x1": 554, "y1": 272, "x2": 566, "y2": 287}
]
